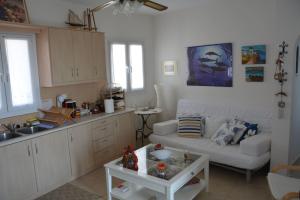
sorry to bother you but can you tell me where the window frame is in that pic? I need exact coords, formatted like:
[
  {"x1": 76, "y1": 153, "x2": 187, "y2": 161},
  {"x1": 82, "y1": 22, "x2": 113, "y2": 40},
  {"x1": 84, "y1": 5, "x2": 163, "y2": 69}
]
[
  {"x1": 109, "y1": 41, "x2": 145, "y2": 92},
  {"x1": 0, "y1": 32, "x2": 41, "y2": 119}
]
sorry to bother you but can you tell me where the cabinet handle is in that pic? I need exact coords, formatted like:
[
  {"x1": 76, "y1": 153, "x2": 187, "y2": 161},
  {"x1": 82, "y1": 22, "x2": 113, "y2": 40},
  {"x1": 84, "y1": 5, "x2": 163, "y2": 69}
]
[
  {"x1": 35, "y1": 143, "x2": 38, "y2": 154},
  {"x1": 101, "y1": 128, "x2": 107, "y2": 131},
  {"x1": 76, "y1": 68, "x2": 79, "y2": 77},
  {"x1": 27, "y1": 145, "x2": 31, "y2": 157},
  {"x1": 71, "y1": 68, "x2": 74, "y2": 77},
  {"x1": 71, "y1": 134, "x2": 73, "y2": 142}
]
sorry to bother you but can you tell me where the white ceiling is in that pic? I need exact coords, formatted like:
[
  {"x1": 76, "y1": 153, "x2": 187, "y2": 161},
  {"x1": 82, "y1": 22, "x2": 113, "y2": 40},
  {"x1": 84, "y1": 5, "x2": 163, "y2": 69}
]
[{"x1": 63, "y1": 0, "x2": 203, "y2": 15}]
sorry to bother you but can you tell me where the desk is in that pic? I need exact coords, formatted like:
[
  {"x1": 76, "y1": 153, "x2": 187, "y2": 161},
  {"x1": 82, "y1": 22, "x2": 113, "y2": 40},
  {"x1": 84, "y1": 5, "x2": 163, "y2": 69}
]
[{"x1": 135, "y1": 108, "x2": 162, "y2": 145}]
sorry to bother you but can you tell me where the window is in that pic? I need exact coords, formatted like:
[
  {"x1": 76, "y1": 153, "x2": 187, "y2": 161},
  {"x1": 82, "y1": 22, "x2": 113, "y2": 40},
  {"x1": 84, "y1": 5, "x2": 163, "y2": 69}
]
[
  {"x1": 0, "y1": 33, "x2": 40, "y2": 118},
  {"x1": 110, "y1": 43, "x2": 144, "y2": 91}
]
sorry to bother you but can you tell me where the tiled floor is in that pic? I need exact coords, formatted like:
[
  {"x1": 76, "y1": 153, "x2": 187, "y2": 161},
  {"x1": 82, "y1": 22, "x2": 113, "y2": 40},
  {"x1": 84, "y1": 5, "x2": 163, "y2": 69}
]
[{"x1": 71, "y1": 165, "x2": 274, "y2": 200}]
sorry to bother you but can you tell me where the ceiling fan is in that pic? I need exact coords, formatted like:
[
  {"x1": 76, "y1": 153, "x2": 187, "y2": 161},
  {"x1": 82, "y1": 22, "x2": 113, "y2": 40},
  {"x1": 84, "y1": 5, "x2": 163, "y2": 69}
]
[
  {"x1": 80, "y1": 0, "x2": 167, "y2": 31},
  {"x1": 91, "y1": 0, "x2": 168, "y2": 13}
]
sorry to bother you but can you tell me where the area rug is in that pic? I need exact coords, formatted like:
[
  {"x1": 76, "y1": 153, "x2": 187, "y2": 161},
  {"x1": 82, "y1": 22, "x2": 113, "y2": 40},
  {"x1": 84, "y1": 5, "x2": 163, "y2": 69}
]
[{"x1": 36, "y1": 183, "x2": 103, "y2": 200}]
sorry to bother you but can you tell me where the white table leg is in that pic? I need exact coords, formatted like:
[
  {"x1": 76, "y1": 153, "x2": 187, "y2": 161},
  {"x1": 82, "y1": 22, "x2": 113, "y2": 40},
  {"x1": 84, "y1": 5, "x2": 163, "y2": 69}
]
[
  {"x1": 204, "y1": 161, "x2": 209, "y2": 192},
  {"x1": 166, "y1": 187, "x2": 174, "y2": 200},
  {"x1": 105, "y1": 168, "x2": 112, "y2": 200}
]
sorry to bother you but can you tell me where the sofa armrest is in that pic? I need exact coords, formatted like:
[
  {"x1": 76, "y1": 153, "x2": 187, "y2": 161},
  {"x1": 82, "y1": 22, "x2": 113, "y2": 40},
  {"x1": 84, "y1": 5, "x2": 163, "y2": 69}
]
[
  {"x1": 240, "y1": 134, "x2": 271, "y2": 156},
  {"x1": 153, "y1": 120, "x2": 178, "y2": 136}
]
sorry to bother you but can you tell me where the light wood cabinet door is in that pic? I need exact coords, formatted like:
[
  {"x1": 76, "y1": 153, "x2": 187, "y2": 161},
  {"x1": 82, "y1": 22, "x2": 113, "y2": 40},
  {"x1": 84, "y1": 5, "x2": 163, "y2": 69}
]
[
  {"x1": 68, "y1": 124, "x2": 95, "y2": 179},
  {"x1": 72, "y1": 31, "x2": 93, "y2": 81},
  {"x1": 0, "y1": 141, "x2": 37, "y2": 200},
  {"x1": 91, "y1": 32, "x2": 106, "y2": 80},
  {"x1": 48, "y1": 28, "x2": 75, "y2": 84},
  {"x1": 117, "y1": 112, "x2": 135, "y2": 154},
  {"x1": 33, "y1": 130, "x2": 71, "y2": 193}
]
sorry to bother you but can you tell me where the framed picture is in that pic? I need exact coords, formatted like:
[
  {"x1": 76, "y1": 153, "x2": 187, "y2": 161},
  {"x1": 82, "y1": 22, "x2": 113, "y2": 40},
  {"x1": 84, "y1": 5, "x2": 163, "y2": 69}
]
[
  {"x1": 241, "y1": 45, "x2": 266, "y2": 65},
  {"x1": 0, "y1": 0, "x2": 30, "y2": 23},
  {"x1": 245, "y1": 66, "x2": 264, "y2": 82},
  {"x1": 187, "y1": 43, "x2": 233, "y2": 87},
  {"x1": 163, "y1": 60, "x2": 177, "y2": 76}
]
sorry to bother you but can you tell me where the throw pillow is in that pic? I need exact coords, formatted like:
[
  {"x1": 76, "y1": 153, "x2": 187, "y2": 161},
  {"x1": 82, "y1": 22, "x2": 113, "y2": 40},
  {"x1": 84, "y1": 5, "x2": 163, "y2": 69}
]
[
  {"x1": 211, "y1": 122, "x2": 234, "y2": 145},
  {"x1": 204, "y1": 116, "x2": 227, "y2": 139},
  {"x1": 230, "y1": 119, "x2": 258, "y2": 144},
  {"x1": 177, "y1": 116, "x2": 205, "y2": 138},
  {"x1": 243, "y1": 122, "x2": 258, "y2": 139},
  {"x1": 229, "y1": 119, "x2": 248, "y2": 145}
]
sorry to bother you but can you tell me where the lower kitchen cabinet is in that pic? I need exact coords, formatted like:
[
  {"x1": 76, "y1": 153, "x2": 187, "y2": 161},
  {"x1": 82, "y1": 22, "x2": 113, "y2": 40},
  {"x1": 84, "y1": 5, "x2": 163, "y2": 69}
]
[
  {"x1": 116, "y1": 112, "x2": 136, "y2": 154},
  {"x1": 0, "y1": 140, "x2": 37, "y2": 200},
  {"x1": 32, "y1": 129, "x2": 71, "y2": 193},
  {"x1": 68, "y1": 123, "x2": 95, "y2": 179},
  {"x1": 0, "y1": 111, "x2": 135, "y2": 200}
]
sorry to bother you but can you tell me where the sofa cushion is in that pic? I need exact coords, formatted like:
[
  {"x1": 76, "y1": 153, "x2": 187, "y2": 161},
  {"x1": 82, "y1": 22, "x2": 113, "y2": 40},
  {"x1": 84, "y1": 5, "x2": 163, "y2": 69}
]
[
  {"x1": 153, "y1": 120, "x2": 178, "y2": 136},
  {"x1": 240, "y1": 134, "x2": 271, "y2": 156},
  {"x1": 177, "y1": 116, "x2": 205, "y2": 137},
  {"x1": 204, "y1": 116, "x2": 227, "y2": 138},
  {"x1": 211, "y1": 123, "x2": 234, "y2": 145},
  {"x1": 149, "y1": 133, "x2": 270, "y2": 170}
]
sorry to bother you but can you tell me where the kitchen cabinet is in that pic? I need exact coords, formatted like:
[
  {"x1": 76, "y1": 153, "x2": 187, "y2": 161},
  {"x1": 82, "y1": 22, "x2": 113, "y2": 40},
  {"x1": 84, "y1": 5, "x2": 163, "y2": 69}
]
[
  {"x1": 0, "y1": 140, "x2": 37, "y2": 200},
  {"x1": 116, "y1": 112, "x2": 136, "y2": 154},
  {"x1": 91, "y1": 32, "x2": 106, "y2": 80},
  {"x1": 68, "y1": 123, "x2": 95, "y2": 179},
  {"x1": 48, "y1": 28, "x2": 74, "y2": 84},
  {"x1": 91, "y1": 117, "x2": 118, "y2": 167},
  {"x1": 32, "y1": 129, "x2": 71, "y2": 193},
  {"x1": 72, "y1": 30, "x2": 93, "y2": 82},
  {"x1": 37, "y1": 27, "x2": 106, "y2": 87}
]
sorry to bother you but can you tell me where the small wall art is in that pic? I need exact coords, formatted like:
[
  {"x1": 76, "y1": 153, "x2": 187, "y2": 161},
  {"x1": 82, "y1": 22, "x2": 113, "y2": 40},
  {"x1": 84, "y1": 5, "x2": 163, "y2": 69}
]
[
  {"x1": 245, "y1": 66, "x2": 264, "y2": 82},
  {"x1": 187, "y1": 43, "x2": 233, "y2": 87},
  {"x1": 163, "y1": 60, "x2": 177, "y2": 76},
  {"x1": 241, "y1": 45, "x2": 266, "y2": 65},
  {"x1": 0, "y1": 0, "x2": 30, "y2": 23}
]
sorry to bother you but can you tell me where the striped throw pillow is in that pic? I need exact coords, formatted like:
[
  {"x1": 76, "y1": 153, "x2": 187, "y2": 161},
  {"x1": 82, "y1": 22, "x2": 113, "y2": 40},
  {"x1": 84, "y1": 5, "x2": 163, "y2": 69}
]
[{"x1": 177, "y1": 116, "x2": 205, "y2": 138}]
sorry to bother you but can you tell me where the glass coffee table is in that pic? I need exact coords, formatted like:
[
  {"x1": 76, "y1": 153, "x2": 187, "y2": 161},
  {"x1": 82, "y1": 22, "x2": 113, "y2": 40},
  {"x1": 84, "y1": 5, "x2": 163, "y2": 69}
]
[{"x1": 104, "y1": 144, "x2": 209, "y2": 200}]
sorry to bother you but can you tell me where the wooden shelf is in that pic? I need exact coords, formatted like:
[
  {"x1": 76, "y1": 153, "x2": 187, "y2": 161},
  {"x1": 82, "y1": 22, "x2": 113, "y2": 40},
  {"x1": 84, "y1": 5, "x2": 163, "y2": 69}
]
[{"x1": 111, "y1": 180, "x2": 206, "y2": 200}]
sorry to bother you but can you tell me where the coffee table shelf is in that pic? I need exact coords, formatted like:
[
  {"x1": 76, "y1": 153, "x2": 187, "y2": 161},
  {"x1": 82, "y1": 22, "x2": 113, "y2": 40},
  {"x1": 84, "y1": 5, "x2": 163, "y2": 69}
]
[{"x1": 111, "y1": 180, "x2": 207, "y2": 200}]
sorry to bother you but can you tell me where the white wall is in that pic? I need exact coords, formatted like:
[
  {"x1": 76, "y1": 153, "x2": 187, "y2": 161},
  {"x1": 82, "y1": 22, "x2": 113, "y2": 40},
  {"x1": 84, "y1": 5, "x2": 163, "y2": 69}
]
[
  {"x1": 153, "y1": 0, "x2": 300, "y2": 166},
  {"x1": 26, "y1": 0, "x2": 156, "y2": 108}
]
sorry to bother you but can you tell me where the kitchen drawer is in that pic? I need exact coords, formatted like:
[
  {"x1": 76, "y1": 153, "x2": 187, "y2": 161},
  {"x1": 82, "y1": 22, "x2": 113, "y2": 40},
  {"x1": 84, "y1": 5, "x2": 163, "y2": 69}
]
[
  {"x1": 93, "y1": 135, "x2": 114, "y2": 153},
  {"x1": 95, "y1": 147, "x2": 115, "y2": 167},
  {"x1": 91, "y1": 117, "x2": 117, "y2": 129},
  {"x1": 92, "y1": 123, "x2": 114, "y2": 141}
]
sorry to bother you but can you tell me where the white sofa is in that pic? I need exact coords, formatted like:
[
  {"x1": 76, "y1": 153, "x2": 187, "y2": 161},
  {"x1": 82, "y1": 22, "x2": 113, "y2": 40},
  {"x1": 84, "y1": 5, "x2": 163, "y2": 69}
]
[{"x1": 149, "y1": 99, "x2": 272, "y2": 181}]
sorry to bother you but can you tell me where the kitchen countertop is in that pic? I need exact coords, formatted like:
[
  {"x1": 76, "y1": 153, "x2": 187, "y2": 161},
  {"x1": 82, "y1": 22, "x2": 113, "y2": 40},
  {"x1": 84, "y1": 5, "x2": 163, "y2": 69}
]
[{"x1": 0, "y1": 108, "x2": 135, "y2": 148}]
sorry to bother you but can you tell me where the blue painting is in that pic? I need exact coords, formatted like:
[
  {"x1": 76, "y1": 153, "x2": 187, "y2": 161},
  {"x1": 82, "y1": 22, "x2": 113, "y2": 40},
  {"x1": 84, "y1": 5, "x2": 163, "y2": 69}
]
[{"x1": 187, "y1": 43, "x2": 233, "y2": 87}]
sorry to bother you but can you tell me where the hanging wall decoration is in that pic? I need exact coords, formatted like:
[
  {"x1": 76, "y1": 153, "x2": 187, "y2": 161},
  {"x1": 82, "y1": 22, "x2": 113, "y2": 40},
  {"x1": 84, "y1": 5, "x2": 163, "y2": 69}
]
[
  {"x1": 187, "y1": 43, "x2": 233, "y2": 87},
  {"x1": 274, "y1": 41, "x2": 288, "y2": 119}
]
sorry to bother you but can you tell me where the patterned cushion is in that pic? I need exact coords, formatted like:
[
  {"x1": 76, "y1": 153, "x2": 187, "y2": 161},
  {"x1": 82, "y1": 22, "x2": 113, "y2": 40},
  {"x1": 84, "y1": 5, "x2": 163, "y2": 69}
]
[
  {"x1": 177, "y1": 116, "x2": 205, "y2": 137},
  {"x1": 211, "y1": 122, "x2": 234, "y2": 145},
  {"x1": 230, "y1": 119, "x2": 258, "y2": 144},
  {"x1": 230, "y1": 119, "x2": 248, "y2": 145}
]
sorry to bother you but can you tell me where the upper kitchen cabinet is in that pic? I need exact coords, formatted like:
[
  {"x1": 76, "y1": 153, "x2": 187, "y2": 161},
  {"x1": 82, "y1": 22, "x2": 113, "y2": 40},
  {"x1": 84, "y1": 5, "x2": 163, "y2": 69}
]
[
  {"x1": 91, "y1": 32, "x2": 106, "y2": 80},
  {"x1": 36, "y1": 27, "x2": 106, "y2": 87}
]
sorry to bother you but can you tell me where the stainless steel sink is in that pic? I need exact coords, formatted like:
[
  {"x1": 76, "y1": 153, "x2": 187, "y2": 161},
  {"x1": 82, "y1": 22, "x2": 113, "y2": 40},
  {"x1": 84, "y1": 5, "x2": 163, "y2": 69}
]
[
  {"x1": 16, "y1": 126, "x2": 49, "y2": 135},
  {"x1": 0, "y1": 132, "x2": 22, "y2": 142}
]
